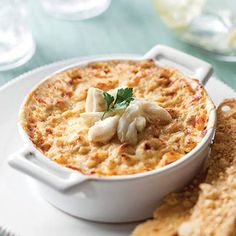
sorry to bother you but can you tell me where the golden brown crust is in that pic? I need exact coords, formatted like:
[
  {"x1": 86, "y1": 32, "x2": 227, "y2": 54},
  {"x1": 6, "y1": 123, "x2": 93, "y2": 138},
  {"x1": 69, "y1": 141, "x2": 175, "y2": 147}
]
[
  {"x1": 21, "y1": 60, "x2": 212, "y2": 176},
  {"x1": 131, "y1": 99, "x2": 236, "y2": 236}
]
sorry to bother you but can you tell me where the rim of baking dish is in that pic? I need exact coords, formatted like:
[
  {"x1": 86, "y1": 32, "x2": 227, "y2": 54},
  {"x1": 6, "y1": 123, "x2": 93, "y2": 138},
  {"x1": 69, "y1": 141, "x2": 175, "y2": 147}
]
[{"x1": 18, "y1": 55, "x2": 217, "y2": 182}]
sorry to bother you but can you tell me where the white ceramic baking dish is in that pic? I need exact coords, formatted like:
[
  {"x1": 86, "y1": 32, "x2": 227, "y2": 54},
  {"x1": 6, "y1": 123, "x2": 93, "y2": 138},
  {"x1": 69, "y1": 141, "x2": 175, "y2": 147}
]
[{"x1": 8, "y1": 45, "x2": 216, "y2": 223}]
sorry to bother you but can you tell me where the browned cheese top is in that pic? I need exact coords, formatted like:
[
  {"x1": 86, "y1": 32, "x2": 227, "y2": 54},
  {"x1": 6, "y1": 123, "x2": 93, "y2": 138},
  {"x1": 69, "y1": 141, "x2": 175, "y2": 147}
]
[{"x1": 21, "y1": 60, "x2": 213, "y2": 176}]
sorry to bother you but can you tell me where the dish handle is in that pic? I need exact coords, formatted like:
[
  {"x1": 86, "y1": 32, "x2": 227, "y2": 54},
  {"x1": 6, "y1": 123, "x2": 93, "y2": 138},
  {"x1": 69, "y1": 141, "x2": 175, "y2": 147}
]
[
  {"x1": 144, "y1": 45, "x2": 213, "y2": 85},
  {"x1": 8, "y1": 147, "x2": 88, "y2": 192}
]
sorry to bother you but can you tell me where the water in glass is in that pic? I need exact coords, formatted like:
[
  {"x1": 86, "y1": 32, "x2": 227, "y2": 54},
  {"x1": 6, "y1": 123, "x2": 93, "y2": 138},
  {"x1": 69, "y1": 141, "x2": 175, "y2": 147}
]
[
  {"x1": 155, "y1": 0, "x2": 236, "y2": 60},
  {"x1": 40, "y1": 0, "x2": 111, "y2": 20},
  {"x1": 0, "y1": 0, "x2": 35, "y2": 71}
]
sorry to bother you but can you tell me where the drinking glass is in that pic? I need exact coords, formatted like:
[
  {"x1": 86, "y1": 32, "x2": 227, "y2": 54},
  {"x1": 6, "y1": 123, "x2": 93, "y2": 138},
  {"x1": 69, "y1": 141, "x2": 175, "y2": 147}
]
[
  {"x1": 0, "y1": 0, "x2": 35, "y2": 71},
  {"x1": 40, "y1": 0, "x2": 111, "y2": 20},
  {"x1": 154, "y1": 0, "x2": 236, "y2": 60}
]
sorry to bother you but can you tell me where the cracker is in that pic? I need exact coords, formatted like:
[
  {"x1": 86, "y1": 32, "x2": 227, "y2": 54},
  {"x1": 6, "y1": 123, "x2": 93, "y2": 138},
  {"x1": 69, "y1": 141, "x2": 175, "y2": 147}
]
[{"x1": 131, "y1": 99, "x2": 236, "y2": 236}]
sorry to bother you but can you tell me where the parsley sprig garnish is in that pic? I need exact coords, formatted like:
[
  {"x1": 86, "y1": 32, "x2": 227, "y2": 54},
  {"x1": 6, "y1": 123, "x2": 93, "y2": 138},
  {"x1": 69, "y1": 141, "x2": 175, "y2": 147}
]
[{"x1": 102, "y1": 88, "x2": 134, "y2": 120}]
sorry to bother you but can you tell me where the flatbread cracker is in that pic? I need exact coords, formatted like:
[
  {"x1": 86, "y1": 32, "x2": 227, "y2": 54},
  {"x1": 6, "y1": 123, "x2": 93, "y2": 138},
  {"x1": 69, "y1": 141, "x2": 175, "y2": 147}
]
[{"x1": 131, "y1": 99, "x2": 236, "y2": 236}]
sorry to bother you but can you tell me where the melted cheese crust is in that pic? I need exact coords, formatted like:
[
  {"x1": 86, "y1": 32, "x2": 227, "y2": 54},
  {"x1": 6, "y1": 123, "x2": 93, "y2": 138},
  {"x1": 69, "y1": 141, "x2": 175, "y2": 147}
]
[{"x1": 21, "y1": 60, "x2": 213, "y2": 176}]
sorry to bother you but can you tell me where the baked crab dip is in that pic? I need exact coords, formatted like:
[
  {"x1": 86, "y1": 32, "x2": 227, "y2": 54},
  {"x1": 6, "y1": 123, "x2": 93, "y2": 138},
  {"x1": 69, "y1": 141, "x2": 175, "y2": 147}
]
[{"x1": 20, "y1": 59, "x2": 215, "y2": 176}]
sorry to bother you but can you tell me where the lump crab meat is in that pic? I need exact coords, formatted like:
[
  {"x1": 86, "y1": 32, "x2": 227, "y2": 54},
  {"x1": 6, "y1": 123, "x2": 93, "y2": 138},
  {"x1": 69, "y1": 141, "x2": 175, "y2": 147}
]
[
  {"x1": 88, "y1": 115, "x2": 120, "y2": 143},
  {"x1": 86, "y1": 87, "x2": 106, "y2": 112},
  {"x1": 117, "y1": 102, "x2": 172, "y2": 145}
]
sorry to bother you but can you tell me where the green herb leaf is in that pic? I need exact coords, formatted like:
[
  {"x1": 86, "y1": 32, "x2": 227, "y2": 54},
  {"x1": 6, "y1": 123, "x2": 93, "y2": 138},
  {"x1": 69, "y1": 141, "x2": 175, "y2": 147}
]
[
  {"x1": 102, "y1": 91, "x2": 114, "y2": 120},
  {"x1": 101, "y1": 88, "x2": 134, "y2": 120},
  {"x1": 113, "y1": 96, "x2": 134, "y2": 110},
  {"x1": 114, "y1": 88, "x2": 133, "y2": 105},
  {"x1": 103, "y1": 91, "x2": 114, "y2": 109}
]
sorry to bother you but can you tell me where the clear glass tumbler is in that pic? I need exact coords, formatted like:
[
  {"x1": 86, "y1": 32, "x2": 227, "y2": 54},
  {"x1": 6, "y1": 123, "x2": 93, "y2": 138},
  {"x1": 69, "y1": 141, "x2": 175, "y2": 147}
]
[
  {"x1": 40, "y1": 0, "x2": 111, "y2": 20},
  {"x1": 0, "y1": 0, "x2": 35, "y2": 71},
  {"x1": 154, "y1": 0, "x2": 236, "y2": 61}
]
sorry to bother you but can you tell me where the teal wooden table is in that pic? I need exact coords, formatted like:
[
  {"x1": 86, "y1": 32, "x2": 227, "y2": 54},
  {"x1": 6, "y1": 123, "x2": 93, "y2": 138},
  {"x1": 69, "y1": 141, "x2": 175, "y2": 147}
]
[{"x1": 0, "y1": 0, "x2": 236, "y2": 90}]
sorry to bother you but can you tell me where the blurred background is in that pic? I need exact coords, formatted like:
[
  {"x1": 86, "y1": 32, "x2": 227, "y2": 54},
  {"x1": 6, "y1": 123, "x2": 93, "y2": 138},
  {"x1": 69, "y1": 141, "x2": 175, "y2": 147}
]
[{"x1": 0, "y1": 0, "x2": 235, "y2": 89}]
